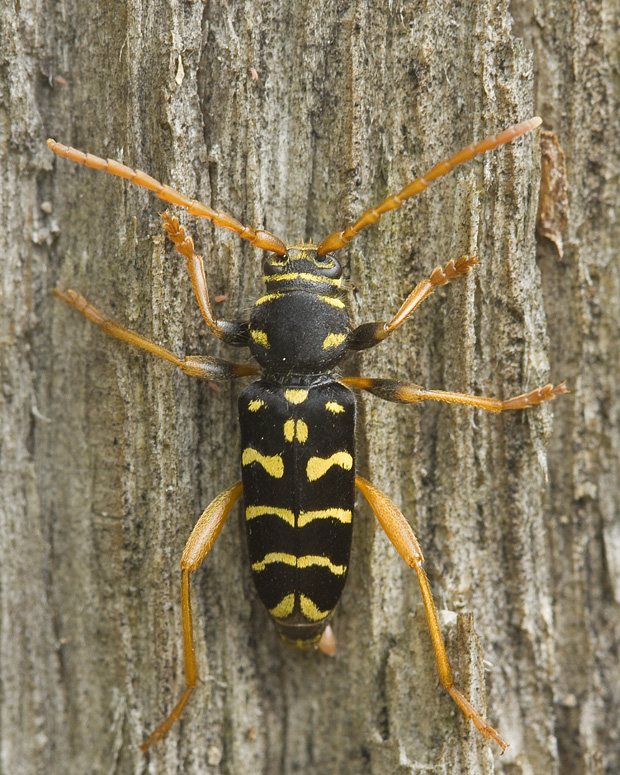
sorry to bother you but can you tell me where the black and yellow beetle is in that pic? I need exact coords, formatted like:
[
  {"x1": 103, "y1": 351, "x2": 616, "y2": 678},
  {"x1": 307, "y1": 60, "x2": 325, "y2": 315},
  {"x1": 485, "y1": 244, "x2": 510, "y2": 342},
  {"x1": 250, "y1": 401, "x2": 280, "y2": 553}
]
[{"x1": 47, "y1": 116, "x2": 566, "y2": 753}]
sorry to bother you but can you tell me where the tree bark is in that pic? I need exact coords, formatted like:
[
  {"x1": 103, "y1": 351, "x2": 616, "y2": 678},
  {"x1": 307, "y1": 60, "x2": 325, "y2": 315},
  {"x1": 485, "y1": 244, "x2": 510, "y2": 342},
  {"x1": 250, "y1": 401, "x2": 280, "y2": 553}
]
[{"x1": 1, "y1": 1, "x2": 618, "y2": 774}]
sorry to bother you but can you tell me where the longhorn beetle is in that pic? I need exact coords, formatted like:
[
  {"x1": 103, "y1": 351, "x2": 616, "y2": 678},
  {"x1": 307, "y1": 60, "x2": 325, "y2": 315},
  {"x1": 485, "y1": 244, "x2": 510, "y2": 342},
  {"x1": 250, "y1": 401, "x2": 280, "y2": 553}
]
[{"x1": 48, "y1": 116, "x2": 566, "y2": 753}]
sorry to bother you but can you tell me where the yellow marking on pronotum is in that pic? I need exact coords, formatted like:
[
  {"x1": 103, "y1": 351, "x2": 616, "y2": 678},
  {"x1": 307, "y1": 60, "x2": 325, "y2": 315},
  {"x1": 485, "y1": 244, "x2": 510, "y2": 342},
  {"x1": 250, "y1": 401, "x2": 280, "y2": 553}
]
[
  {"x1": 251, "y1": 552, "x2": 297, "y2": 571},
  {"x1": 242, "y1": 448, "x2": 284, "y2": 478},
  {"x1": 245, "y1": 505, "x2": 295, "y2": 527},
  {"x1": 322, "y1": 332, "x2": 347, "y2": 350},
  {"x1": 325, "y1": 401, "x2": 345, "y2": 413},
  {"x1": 264, "y1": 272, "x2": 342, "y2": 287},
  {"x1": 255, "y1": 292, "x2": 283, "y2": 306},
  {"x1": 298, "y1": 508, "x2": 352, "y2": 527},
  {"x1": 269, "y1": 594, "x2": 295, "y2": 619},
  {"x1": 247, "y1": 398, "x2": 265, "y2": 412},
  {"x1": 283, "y1": 418, "x2": 295, "y2": 442},
  {"x1": 317, "y1": 295, "x2": 345, "y2": 308},
  {"x1": 252, "y1": 553, "x2": 346, "y2": 576},
  {"x1": 250, "y1": 329, "x2": 270, "y2": 348},
  {"x1": 285, "y1": 389, "x2": 308, "y2": 404},
  {"x1": 306, "y1": 451, "x2": 353, "y2": 481},
  {"x1": 300, "y1": 594, "x2": 331, "y2": 622}
]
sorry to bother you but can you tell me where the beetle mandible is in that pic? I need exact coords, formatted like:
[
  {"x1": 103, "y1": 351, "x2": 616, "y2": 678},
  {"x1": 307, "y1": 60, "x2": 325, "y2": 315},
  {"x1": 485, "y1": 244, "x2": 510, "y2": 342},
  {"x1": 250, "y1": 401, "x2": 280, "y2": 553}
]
[{"x1": 47, "y1": 116, "x2": 566, "y2": 752}]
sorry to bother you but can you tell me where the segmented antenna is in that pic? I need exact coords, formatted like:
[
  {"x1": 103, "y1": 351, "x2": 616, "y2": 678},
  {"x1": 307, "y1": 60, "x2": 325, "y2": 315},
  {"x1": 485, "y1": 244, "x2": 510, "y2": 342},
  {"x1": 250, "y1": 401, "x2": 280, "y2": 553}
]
[
  {"x1": 46, "y1": 139, "x2": 287, "y2": 255},
  {"x1": 317, "y1": 117, "x2": 543, "y2": 255}
]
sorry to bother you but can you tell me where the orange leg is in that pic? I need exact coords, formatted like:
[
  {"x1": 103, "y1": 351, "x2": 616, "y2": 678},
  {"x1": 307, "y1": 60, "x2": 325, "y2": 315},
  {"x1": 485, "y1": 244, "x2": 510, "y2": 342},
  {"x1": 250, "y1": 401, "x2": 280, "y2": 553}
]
[
  {"x1": 140, "y1": 481, "x2": 243, "y2": 752},
  {"x1": 348, "y1": 256, "x2": 478, "y2": 350},
  {"x1": 54, "y1": 289, "x2": 258, "y2": 381},
  {"x1": 384, "y1": 256, "x2": 478, "y2": 335},
  {"x1": 344, "y1": 377, "x2": 568, "y2": 412},
  {"x1": 355, "y1": 476, "x2": 508, "y2": 752},
  {"x1": 159, "y1": 212, "x2": 250, "y2": 346}
]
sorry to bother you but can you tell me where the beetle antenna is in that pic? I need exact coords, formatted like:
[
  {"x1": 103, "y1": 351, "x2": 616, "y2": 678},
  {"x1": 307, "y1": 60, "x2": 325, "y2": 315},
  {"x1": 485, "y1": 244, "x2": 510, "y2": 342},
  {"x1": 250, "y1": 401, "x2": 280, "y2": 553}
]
[
  {"x1": 46, "y1": 139, "x2": 287, "y2": 255},
  {"x1": 317, "y1": 116, "x2": 543, "y2": 255}
]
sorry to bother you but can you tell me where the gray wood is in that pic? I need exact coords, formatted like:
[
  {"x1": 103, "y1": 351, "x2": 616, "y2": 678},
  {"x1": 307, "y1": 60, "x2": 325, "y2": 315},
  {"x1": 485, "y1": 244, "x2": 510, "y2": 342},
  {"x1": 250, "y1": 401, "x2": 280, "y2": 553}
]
[{"x1": 1, "y1": 1, "x2": 618, "y2": 773}]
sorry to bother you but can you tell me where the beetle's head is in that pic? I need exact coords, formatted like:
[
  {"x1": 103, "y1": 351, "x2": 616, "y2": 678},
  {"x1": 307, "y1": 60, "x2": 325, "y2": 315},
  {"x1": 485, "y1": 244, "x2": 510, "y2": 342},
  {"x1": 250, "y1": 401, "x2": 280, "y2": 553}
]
[{"x1": 262, "y1": 245, "x2": 343, "y2": 293}]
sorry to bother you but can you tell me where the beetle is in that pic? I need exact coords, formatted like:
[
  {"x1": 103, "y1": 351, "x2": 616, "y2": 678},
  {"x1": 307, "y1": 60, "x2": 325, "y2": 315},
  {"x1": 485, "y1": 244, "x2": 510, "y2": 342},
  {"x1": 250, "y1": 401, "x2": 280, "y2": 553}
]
[{"x1": 47, "y1": 116, "x2": 566, "y2": 753}]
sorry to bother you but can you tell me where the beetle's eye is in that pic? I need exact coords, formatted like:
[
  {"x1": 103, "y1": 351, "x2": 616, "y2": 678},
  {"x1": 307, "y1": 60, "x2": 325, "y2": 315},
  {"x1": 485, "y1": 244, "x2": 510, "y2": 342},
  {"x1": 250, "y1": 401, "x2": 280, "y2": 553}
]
[
  {"x1": 263, "y1": 255, "x2": 287, "y2": 274},
  {"x1": 315, "y1": 254, "x2": 342, "y2": 279}
]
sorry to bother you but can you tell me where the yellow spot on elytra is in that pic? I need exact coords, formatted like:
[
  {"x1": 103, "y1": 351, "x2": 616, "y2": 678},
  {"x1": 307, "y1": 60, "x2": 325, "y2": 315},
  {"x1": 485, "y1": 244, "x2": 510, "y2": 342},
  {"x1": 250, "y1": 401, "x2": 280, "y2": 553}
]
[
  {"x1": 255, "y1": 292, "x2": 283, "y2": 306},
  {"x1": 269, "y1": 594, "x2": 295, "y2": 619},
  {"x1": 250, "y1": 329, "x2": 270, "y2": 348},
  {"x1": 300, "y1": 594, "x2": 331, "y2": 622},
  {"x1": 284, "y1": 418, "x2": 308, "y2": 443},
  {"x1": 298, "y1": 508, "x2": 352, "y2": 526},
  {"x1": 283, "y1": 419, "x2": 295, "y2": 442},
  {"x1": 325, "y1": 401, "x2": 345, "y2": 413},
  {"x1": 245, "y1": 505, "x2": 295, "y2": 527},
  {"x1": 247, "y1": 399, "x2": 265, "y2": 412},
  {"x1": 297, "y1": 555, "x2": 347, "y2": 575},
  {"x1": 322, "y1": 332, "x2": 347, "y2": 350},
  {"x1": 285, "y1": 389, "x2": 308, "y2": 404},
  {"x1": 251, "y1": 552, "x2": 297, "y2": 571},
  {"x1": 252, "y1": 553, "x2": 346, "y2": 577},
  {"x1": 242, "y1": 448, "x2": 284, "y2": 478},
  {"x1": 306, "y1": 451, "x2": 353, "y2": 481},
  {"x1": 317, "y1": 295, "x2": 345, "y2": 308}
]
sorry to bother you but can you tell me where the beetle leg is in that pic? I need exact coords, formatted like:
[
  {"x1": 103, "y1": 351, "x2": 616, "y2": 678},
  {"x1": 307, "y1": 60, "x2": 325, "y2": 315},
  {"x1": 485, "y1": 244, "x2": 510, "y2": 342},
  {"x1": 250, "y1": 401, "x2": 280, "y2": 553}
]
[
  {"x1": 161, "y1": 211, "x2": 251, "y2": 346},
  {"x1": 342, "y1": 377, "x2": 568, "y2": 412},
  {"x1": 140, "y1": 481, "x2": 243, "y2": 752},
  {"x1": 347, "y1": 255, "x2": 478, "y2": 351},
  {"x1": 54, "y1": 289, "x2": 258, "y2": 380},
  {"x1": 355, "y1": 476, "x2": 508, "y2": 753}
]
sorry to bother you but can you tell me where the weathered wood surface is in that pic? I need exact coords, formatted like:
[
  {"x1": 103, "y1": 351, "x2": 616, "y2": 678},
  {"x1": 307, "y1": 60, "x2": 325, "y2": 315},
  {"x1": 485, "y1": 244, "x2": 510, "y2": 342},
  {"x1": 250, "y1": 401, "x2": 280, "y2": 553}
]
[{"x1": 1, "y1": 1, "x2": 618, "y2": 773}]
